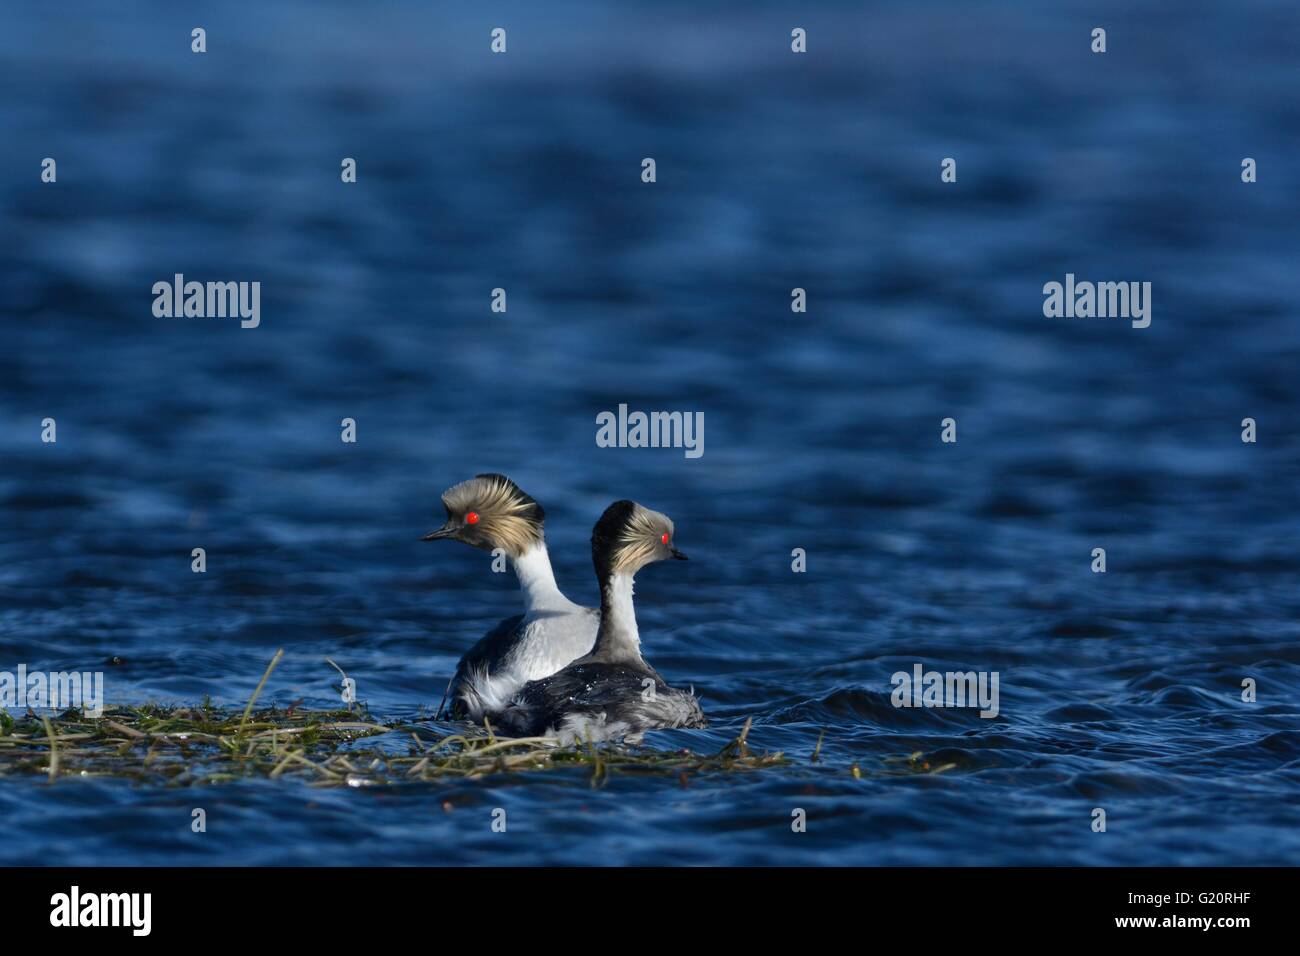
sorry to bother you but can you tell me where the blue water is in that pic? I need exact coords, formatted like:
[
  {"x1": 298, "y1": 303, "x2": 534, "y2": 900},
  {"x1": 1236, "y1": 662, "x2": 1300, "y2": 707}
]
[{"x1": 2, "y1": 1, "x2": 1299, "y2": 865}]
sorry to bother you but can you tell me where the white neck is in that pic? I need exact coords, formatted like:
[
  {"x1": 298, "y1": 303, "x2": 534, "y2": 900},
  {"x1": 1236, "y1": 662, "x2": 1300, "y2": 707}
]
[
  {"x1": 591, "y1": 572, "x2": 643, "y2": 664},
  {"x1": 513, "y1": 542, "x2": 567, "y2": 614}
]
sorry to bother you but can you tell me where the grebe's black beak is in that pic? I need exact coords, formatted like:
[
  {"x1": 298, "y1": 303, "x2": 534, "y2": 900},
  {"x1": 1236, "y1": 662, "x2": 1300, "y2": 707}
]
[
  {"x1": 421, "y1": 523, "x2": 457, "y2": 541},
  {"x1": 670, "y1": 548, "x2": 688, "y2": 560}
]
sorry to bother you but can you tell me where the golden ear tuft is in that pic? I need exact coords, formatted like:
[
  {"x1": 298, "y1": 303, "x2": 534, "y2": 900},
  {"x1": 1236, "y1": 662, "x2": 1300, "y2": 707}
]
[{"x1": 439, "y1": 475, "x2": 544, "y2": 557}]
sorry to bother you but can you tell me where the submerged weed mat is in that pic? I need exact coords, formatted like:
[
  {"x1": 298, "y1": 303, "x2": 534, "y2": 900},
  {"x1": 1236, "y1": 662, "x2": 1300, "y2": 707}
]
[
  {"x1": 0, "y1": 704, "x2": 964, "y2": 788},
  {"x1": 0, "y1": 654, "x2": 955, "y2": 788},
  {"x1": 0, "y1": 705, "x2": 787, "y2": 788}
]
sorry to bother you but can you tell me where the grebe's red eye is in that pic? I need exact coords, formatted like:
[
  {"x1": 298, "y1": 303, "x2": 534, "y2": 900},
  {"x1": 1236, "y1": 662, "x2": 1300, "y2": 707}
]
[
  {"x1": 466, "y1": 512, "x2": 480, "y2": 525},
  {"x1": 661, "y1": 533, "x2": 670, "y2": 545}
]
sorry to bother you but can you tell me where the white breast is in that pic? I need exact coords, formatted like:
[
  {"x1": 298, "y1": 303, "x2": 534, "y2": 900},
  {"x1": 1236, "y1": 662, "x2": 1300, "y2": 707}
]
[{"x1": 457, "y1": 604, "x2": 598, "y2": 720}]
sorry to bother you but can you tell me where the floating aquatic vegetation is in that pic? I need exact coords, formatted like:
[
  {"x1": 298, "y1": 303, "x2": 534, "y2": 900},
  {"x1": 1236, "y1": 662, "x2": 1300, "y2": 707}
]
[
  {"x1": 0, "y1": 705, "x2": 788, "y2": 788},
  {"x1": 0, "y1": 653, "x2": 953, "y2": 788}
]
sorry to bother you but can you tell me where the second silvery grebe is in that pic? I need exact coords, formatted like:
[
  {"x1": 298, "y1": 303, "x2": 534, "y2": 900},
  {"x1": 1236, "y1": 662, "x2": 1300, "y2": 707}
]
[{"x1": 497, "y1": 500, "x2": 706, "y2": 744}]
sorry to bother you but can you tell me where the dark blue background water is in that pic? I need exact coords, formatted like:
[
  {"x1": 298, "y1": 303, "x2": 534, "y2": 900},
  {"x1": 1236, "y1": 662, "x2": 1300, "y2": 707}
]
[{"x1": 2, "y1": 1, "x2": 1298, "y2": 865}]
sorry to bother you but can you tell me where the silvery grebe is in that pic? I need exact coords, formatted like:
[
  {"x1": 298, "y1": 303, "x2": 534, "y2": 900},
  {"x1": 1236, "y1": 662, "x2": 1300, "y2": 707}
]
[
  {"x1": 423, "y1": 474, "x2": 597, "y2": 720},
  {"x1": 497, "y1": 499, "x2": 705, "y2": 744}
]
